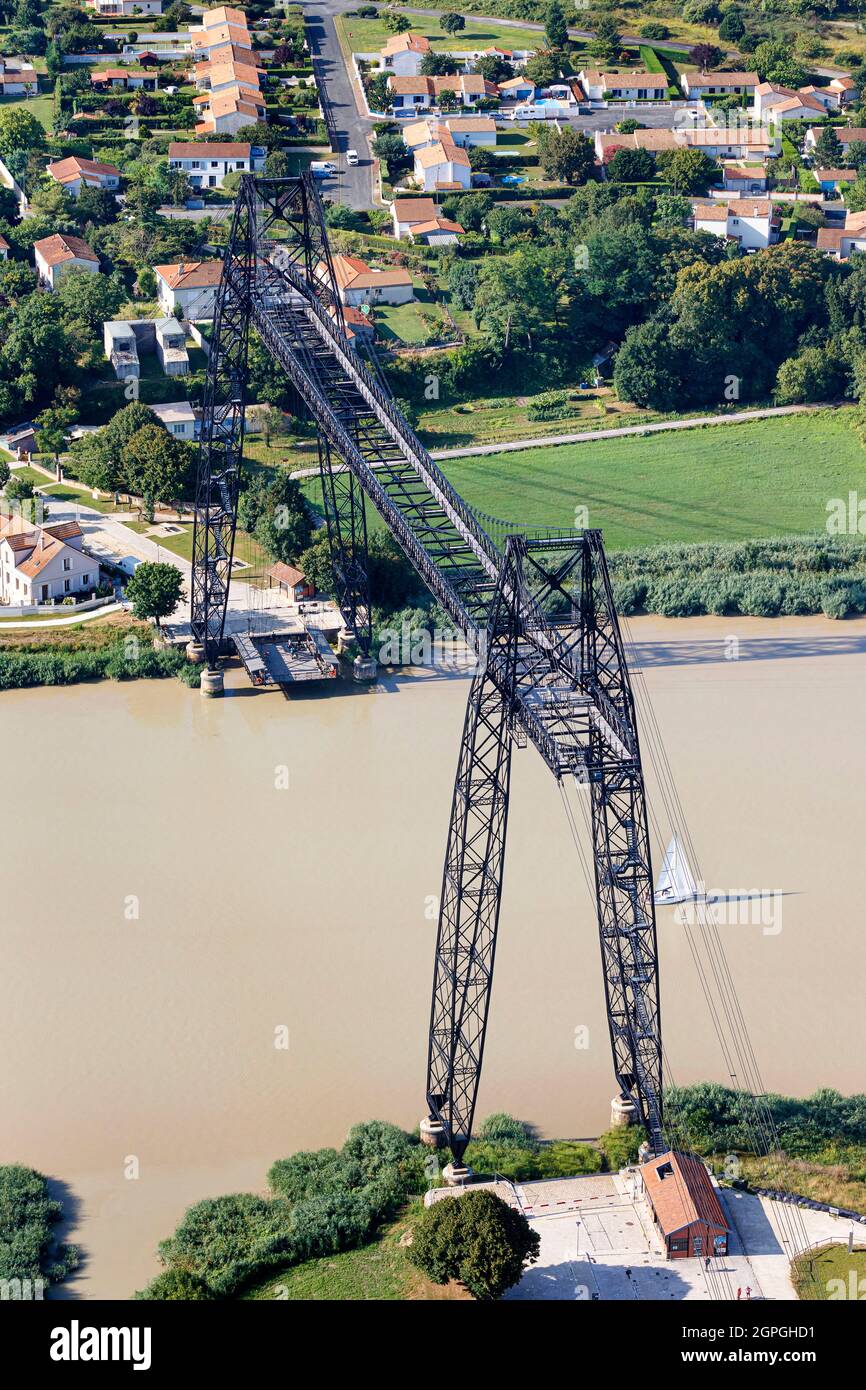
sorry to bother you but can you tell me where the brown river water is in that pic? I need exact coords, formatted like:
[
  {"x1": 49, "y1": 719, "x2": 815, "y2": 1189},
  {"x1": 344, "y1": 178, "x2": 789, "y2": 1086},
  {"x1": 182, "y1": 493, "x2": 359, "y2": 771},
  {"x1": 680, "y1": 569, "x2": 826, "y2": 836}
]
[{"x1": 2, "y1": 614, "x2": 865, "y2": 1297}]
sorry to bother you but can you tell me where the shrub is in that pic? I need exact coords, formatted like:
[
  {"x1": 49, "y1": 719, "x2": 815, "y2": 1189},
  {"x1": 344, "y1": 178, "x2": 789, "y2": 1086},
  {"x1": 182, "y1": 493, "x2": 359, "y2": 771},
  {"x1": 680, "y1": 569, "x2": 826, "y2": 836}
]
[
  {"x1": 289, "y1": 1190, "x2": 379, "y2": 1260},
  {"x1": 134, "y1": 1269, "x2": 216, "y2": 1300},
  {"x1": 462, "y1": 1141, "x2": 542, "y2": 1181},
  {"x1": 154, "y1": 1194, "x2": 295, "y2": 1298},
  {"x1": 0, "y1": 1165, "x2": 79, "y2": 1287},
  {"x1": 598, "y1": 1125, "x2": 646, "y2": 1170},
  {"x1": 408, "y1": 1189, "x2": 540, "y2": 1300},
  {"x1": 535, "y1": 1142, "x2": 603, "y2": 1177},
  {"x1": 477, "y1": 1112, "x2": 538, "y2": 1147}
]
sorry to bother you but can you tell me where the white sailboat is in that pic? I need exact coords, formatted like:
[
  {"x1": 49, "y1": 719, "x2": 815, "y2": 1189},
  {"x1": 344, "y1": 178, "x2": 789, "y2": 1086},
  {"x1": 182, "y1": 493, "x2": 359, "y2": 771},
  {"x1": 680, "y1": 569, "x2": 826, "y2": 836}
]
[{"x1": 654, "y1": 834, "x2": 702, "y2": 905}]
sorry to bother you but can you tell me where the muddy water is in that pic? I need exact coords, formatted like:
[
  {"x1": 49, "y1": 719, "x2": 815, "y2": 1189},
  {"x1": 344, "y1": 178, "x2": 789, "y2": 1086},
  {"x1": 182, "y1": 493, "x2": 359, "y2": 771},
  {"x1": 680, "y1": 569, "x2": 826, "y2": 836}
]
[{"x1": 2, "y1": 614, "x2": 865, "y2": 1297}]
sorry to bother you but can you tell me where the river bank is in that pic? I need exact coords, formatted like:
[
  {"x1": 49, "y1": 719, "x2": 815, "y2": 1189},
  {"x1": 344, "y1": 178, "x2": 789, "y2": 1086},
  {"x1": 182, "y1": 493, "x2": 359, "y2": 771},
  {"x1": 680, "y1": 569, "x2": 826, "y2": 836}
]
[{"x1": 3, "y1": 613, "x2": 865, "y2": 1298}]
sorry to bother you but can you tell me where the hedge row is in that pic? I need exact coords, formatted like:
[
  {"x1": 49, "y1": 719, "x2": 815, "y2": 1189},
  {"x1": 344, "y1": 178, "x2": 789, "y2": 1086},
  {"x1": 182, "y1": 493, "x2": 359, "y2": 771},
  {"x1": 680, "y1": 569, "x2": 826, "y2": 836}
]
[
  {"x1": 608, "y1": 536, "x2": 866, "y2": 619},
  {"x1": 0, "y1": 641, "x2": 200, "y2": 690}
]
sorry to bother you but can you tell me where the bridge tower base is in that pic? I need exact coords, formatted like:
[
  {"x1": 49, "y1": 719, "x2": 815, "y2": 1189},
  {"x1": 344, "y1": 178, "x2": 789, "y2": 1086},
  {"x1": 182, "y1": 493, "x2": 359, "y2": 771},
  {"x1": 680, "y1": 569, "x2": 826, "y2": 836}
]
[{"x1": 200, "y1": 668, "x2": 225, "y2": 698}]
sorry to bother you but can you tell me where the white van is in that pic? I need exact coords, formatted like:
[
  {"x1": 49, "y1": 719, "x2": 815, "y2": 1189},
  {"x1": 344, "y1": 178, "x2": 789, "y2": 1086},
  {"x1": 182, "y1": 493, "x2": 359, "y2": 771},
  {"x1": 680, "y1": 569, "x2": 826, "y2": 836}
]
[
  {"x1": 346, "y1": 149, "x2": 359, "y2": 166},
  {"x1": 310, "y1": 161, "x2": 337, "y2": 177}
]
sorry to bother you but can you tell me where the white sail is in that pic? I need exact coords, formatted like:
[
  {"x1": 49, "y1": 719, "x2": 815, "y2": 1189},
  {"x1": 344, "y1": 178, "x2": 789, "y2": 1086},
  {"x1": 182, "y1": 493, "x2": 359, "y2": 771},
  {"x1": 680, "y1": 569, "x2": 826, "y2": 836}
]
[{"x1": 654, "y1": 834, "x2": 700, "y2": 904}]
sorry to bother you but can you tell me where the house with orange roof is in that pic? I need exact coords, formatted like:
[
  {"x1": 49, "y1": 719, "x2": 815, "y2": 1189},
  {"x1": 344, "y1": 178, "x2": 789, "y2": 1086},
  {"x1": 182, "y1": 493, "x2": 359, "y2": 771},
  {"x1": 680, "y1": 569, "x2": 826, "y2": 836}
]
[
  {"x1": 414, "y1": 136, "x2": 472, "y2": 192},
  {"x1": 46, "y1": 156, "x2": 121, "y2": 197},
  {"x1": 154, "y1": 260, "x2": 223, "y2": 318},
  {"x1": 34, "y1": 233, "x2": 100, "y2": 290},
  {"x1": 692, "y1": 195, "x2": 780, "y2": 250},
  {"x1": 0, "y1": 514, "x2": 100, "y2": 607},
  {"x1": 379, "y1": 31, "x2": 431, "y2": 78},
  {"x1": 640, "y1": 1151, "x2": 730, "y2": 1259},
  {"x1": 316, "y1": 254, "x2": 414, "y2": 308}
]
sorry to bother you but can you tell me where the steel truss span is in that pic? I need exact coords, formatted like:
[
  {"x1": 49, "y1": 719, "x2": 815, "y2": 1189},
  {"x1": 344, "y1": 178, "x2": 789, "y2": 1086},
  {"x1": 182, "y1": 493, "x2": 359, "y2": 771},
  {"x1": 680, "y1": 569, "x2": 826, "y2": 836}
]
[{"x1": 192, "y1": 175, "x2": 664, "y2": 1159}]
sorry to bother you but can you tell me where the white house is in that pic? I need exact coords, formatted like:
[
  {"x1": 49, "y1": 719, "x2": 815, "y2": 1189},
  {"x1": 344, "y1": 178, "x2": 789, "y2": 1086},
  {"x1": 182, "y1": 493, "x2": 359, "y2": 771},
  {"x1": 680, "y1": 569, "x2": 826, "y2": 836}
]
[
  {"x1": 410, "y1": 216, "x2": 464, "y2": 246},
  {"x1": 167, "y1": 140, "x2": 265, "y2": 188},
  {"x1": 378, "y1": 31, "x2": 430, "y2": 78},
  {"x1": 194, "y1": 89, "x2": 266, "y2": 135},
  {"x1": 392, "y1": 195, "x2": 438, "y2": 238},
  {"x1": 91, "y1": 67, "x2": 158, "y2": 92},
  {"x1": 46, "y1": 156, "x2": 121, "y2": 197},
  {"x1": 149, "y1": 400, "x2": 197, "y2": 439},
  {"x1": 34, "y1": 234, "x2": 100, "y2": 290},
  {"x1": 414, "y1": 138, "x2": 472, "y2": 192},
  {"x1": 0, "y1": 515, "x2": 99, "y2": 607},
  {"x1": 752, "y1": 83, "x2": 825, "y2": 123},
  {"x1": 805, "y1": 125, "x2": 866, "y2": 154},
  {"x1": 578, "y1": 68, "x2": 668, "y2": 101},
  {"x1": 153, "y1": 260, "x2": 223, "y2": 319},
  {"x1": 498, "y1": 76, "x2": 536, "y2": 102},
  {"x1": 321, "y1": 254, "x2": 415, "y2": 307},
  {"x1": 88, "y1": 0, "x2": 163, "y2": 14},
  {"x1": 692, "y1": 196, "x2": 780, "y2": 250},
  {"x1": 0, "y1": 57, "x2": 38, "y2": 94},
  {"x1": 401, "y1": 115, "x2": 496, "y2": 154},
  {"x1": 817, "y1": 209, "x2": 866, "y2": 260},
  {"x1": 389, "y1": 72, "x2": 496, "y2": 112},
  {"x1": 681, "y1": 71, "x2": 759, "y2": 100}
]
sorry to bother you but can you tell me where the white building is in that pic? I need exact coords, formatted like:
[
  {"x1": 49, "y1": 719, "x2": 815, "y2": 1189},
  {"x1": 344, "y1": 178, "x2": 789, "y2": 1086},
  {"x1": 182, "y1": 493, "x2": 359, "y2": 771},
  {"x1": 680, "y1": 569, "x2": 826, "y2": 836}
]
[
  {"x1": 817, "y1": 209, "x2": 866, "y2": 260},
  {"x1": 414, "y1": 138, "x2": 472, "y2": 192},
  {"x1": 805, "y1": 125, "x2": 866, "y2": 155},
  {"x1": 681, "y1": 71, "x2": 759, "y2": 100},
  {"x1": 752, "y1": 83, "x2": 825, "y2": 123},
  {"x1": 88, "y1": 0, "x2": 163, "y2": 13},
  {"x1": 155, "y1": 318, "x2": 189, "y2": 375},
  {"x1": 0, "y1": 515, "x2": 99, "y2": 607},
  {"x1": 321, "y1": 254, "x2": 415, "y2": 308},
  {"x1": 391, "y1": 195, "x2": 438, "y2": 239},
  {"x1": 578, "y1": 68, "x2": 668, "y2": 101},
  {"x1": 167, "y1": 140, "x2": 265, "y2": 188},
  {"x1": 153, "y1": 260, "x2": 223, "y2": 319},
  {"x1": 378, "y1": 31, "x2": 430, "y2": 78},
  {"x1": 34, "y1": 234, "x2": 100, "y2": 290},
  {"x1": 46, "y1": 156, "x2": 121, "y2": 197},
  {"x1": 148, "y1": 400, "x2": 197, "y2": 439},
  {"x1": 0, "y1": 57, "x2": 38, "y2": 94},
  {"x1": 104, "y1": 321, "x2": 140, "y2": 379},
  {"x1": 692, "y1": 196, "x2": 780, "y2": 250}
]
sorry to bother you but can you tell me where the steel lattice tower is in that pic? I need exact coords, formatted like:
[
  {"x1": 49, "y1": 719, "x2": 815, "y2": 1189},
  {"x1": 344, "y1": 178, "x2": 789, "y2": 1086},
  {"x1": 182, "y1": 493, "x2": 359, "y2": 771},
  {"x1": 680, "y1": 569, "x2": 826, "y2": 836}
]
[{"x1": 191, "y1": 175, "x2": 665, "y2": 1161}]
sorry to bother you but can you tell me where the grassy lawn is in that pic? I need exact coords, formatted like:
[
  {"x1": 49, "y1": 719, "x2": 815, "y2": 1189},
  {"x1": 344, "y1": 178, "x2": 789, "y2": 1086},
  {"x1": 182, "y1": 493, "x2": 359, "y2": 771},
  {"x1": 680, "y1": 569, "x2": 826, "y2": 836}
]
[
  {"x1": 337, "y1": 11, "x2": 545, "y2": 54},
  {"x1": 738, "y1": 1149, "x2": 866, "y2": 1220},
  {"x1": 0, "y1": 612, "x2": 144, "y2": 647},
  {"x1": 124, "y1": 519, "x2": 272, "y2": 577},
  {"x1": 243, "y1": 1206, "x2": 469, "y2": 1301},
  {"x1": 0, "y1": 91, "x2": 54, "y2": 132},
  {"x1": 435, "y1": 410, "x2": 866, "y2": 547},
  {"x1": 416, "y1": 389, "x2": 633, "y2": 450},
  {"x1": 41, "y1": 481, "x2": 126, "y2": 515},
  {"x1": 792, "y1": 1245, "x2": 866, "y2": 1300}
]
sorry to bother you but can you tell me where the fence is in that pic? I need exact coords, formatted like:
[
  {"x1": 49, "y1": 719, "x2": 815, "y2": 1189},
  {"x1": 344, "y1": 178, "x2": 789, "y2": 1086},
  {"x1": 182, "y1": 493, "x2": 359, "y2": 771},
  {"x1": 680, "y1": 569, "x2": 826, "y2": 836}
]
[{"x1": 0, "y1": 594, "x2": 115, "y2": 619}]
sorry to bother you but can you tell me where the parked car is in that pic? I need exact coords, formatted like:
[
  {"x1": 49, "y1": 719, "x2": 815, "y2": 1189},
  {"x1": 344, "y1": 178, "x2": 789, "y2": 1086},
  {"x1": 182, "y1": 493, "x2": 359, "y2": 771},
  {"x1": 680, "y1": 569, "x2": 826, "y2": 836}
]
[{"x1": 346, "y1": 149, "x2": 359, "y2": 166}]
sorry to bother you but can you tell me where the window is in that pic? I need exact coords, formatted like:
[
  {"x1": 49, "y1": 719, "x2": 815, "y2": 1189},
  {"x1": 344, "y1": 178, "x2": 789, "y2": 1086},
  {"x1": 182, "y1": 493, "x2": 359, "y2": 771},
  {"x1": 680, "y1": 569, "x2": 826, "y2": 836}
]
[
  {"x1": 63, "y1": 558, "x2": 71, "y2": 571},
  {"x1": 669, "y1": 1238, "x2": 687, "y2": 1252},
  {"x1": 83, "y1": 574, "x2": 90, "y2": 585},
  {"x1": 64, "y1": 579, "x2": 71, "y2": 592}
]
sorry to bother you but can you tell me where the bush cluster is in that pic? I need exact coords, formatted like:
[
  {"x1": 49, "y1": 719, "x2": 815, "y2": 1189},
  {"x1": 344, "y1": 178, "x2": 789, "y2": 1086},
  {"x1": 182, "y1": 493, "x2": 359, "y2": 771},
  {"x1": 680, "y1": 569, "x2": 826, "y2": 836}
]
[
  {"x1": 0, "y1": 640, "x2": 199, "y2": 690},
  {"x1": 137, "y1": 1121, "x2": 425, "y2": 1299},
  {"x1": 666, "y1": 1083, "x2": 866, "y2": 1159},
  {"x1": 608, "y1": 536, "x2": 866, "y2": 618}
]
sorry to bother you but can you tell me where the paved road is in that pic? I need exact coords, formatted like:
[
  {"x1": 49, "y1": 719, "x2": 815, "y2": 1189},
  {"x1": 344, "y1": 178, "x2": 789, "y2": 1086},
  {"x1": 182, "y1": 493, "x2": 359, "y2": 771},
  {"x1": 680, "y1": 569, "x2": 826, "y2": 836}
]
[{"x1": 304, "y1": 0, "x2": 376, "y2": 210}]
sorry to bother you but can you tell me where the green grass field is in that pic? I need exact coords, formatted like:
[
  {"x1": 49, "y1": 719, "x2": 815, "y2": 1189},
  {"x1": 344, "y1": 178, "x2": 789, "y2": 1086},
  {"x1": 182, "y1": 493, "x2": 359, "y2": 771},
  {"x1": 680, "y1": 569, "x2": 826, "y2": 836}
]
[
  {"x1": 434, "y1": 410, "x2": 866, "y2": 547},
  {"x1": 792, "y1": 1245, "x2": 866, "y2": 1300},
  {"x1": 0, "y1": 91, "x2": 54, "y2": 132},
  {"x1": 336, "y1": 11, "x2": 544, "y2": 55}
]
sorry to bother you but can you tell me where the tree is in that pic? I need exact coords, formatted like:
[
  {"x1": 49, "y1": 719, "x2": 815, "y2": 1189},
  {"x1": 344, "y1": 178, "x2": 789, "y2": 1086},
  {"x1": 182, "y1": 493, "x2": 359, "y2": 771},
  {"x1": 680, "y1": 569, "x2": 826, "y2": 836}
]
[
  {"x1": 775, "y1": 345, "x2": 845, "y2": 404},
  {"x1": 656, "y1": 146, "x2": 717, "y2": 193},
  {"x1": 524, "y1": 51, "x2": 560, "y2": 88},
  {"x1": 408, "y1": 1189, "x2": 540, "y2": 1301},
  {"x1": 845, "y1": 178, "x2": 866, "y2": 213},
  {"x1": 420, "y1": 51, "x2": 457, "y2": 76},
  {"x1": 124, "y1": 425, "x2": 194, "y2": 507},
  {"x1": 654, "y1": 193, "x2": 693, "y2": 226},
  {"x1": 448, "y1": 259, "x2": 480, "y2": 310},
  {"x1": 135, "y1": 1269, "x2": 216, "y2": 1300},
  {"x1": 815, "y1": 124, "x2": 843, "y2": 167},
  {"x1": 753, "y1": 39, "x2": 806, "y2": 88},
  {"x1": 384, "y1": 12, "x2": 410, "y2": 33},
  {"x1": 607, "y1": 146, "x2": 656, "y2": 182},
  {"x1": 371, "y1": 131, "x2": 410, "y2": 178},
  {"x1": 440, "y1": 12, "x2": 465, "y2": 34},
  {"x1": 846, "y1": 141, "x2": 866, "y2": 172},
  {"x1": 126, "y1": 561, "x2": 184, "y2": 626},
  {"x1": 689, "y1": 43, "x2": 722, "y2": 72},
  {"x1": 587, "y1": 15, "x2": 621, "y2": 65},
  {"x1": 536, "y1": 126, "x2": 595, "y2": 185},
  {"x1": 35, "y1": 405, "x2": 76, "y2": 468},
  {"x1": 545, "y1": 0, "x2": 568, "y2": 50},
  {"x1": 0, "y1": 106, "x2": 45, "y2": 177},
  {"x1": 4, "y1": 475, "x2": 34, "y2": 503},
  {"x1": 0, "y1": 459, "x2": 9, "y2": 490},
  {"x1": 718, "y1": 7, "x2": 745, "y2": 42},
  {"x1": 57, "y1": 268, "x2": 124, "y2": 333}
]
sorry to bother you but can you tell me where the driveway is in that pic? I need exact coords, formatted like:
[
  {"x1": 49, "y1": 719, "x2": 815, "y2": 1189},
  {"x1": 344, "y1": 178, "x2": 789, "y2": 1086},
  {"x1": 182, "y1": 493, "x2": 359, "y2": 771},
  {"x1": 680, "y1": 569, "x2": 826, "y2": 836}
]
[{"x1": 304, "y1": 0, "x2": 376, "y2": 210}]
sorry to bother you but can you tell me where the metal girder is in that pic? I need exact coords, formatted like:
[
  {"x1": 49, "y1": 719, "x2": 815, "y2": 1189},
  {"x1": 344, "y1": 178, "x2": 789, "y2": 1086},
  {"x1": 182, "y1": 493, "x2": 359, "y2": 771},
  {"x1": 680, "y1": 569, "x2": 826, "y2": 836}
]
[
  {"x1": 189, "y1": 181, "x2": 256, "y2": 668},
  {"x1": 426, "y1": 541, "x2": 522, "y2": 1163}
]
